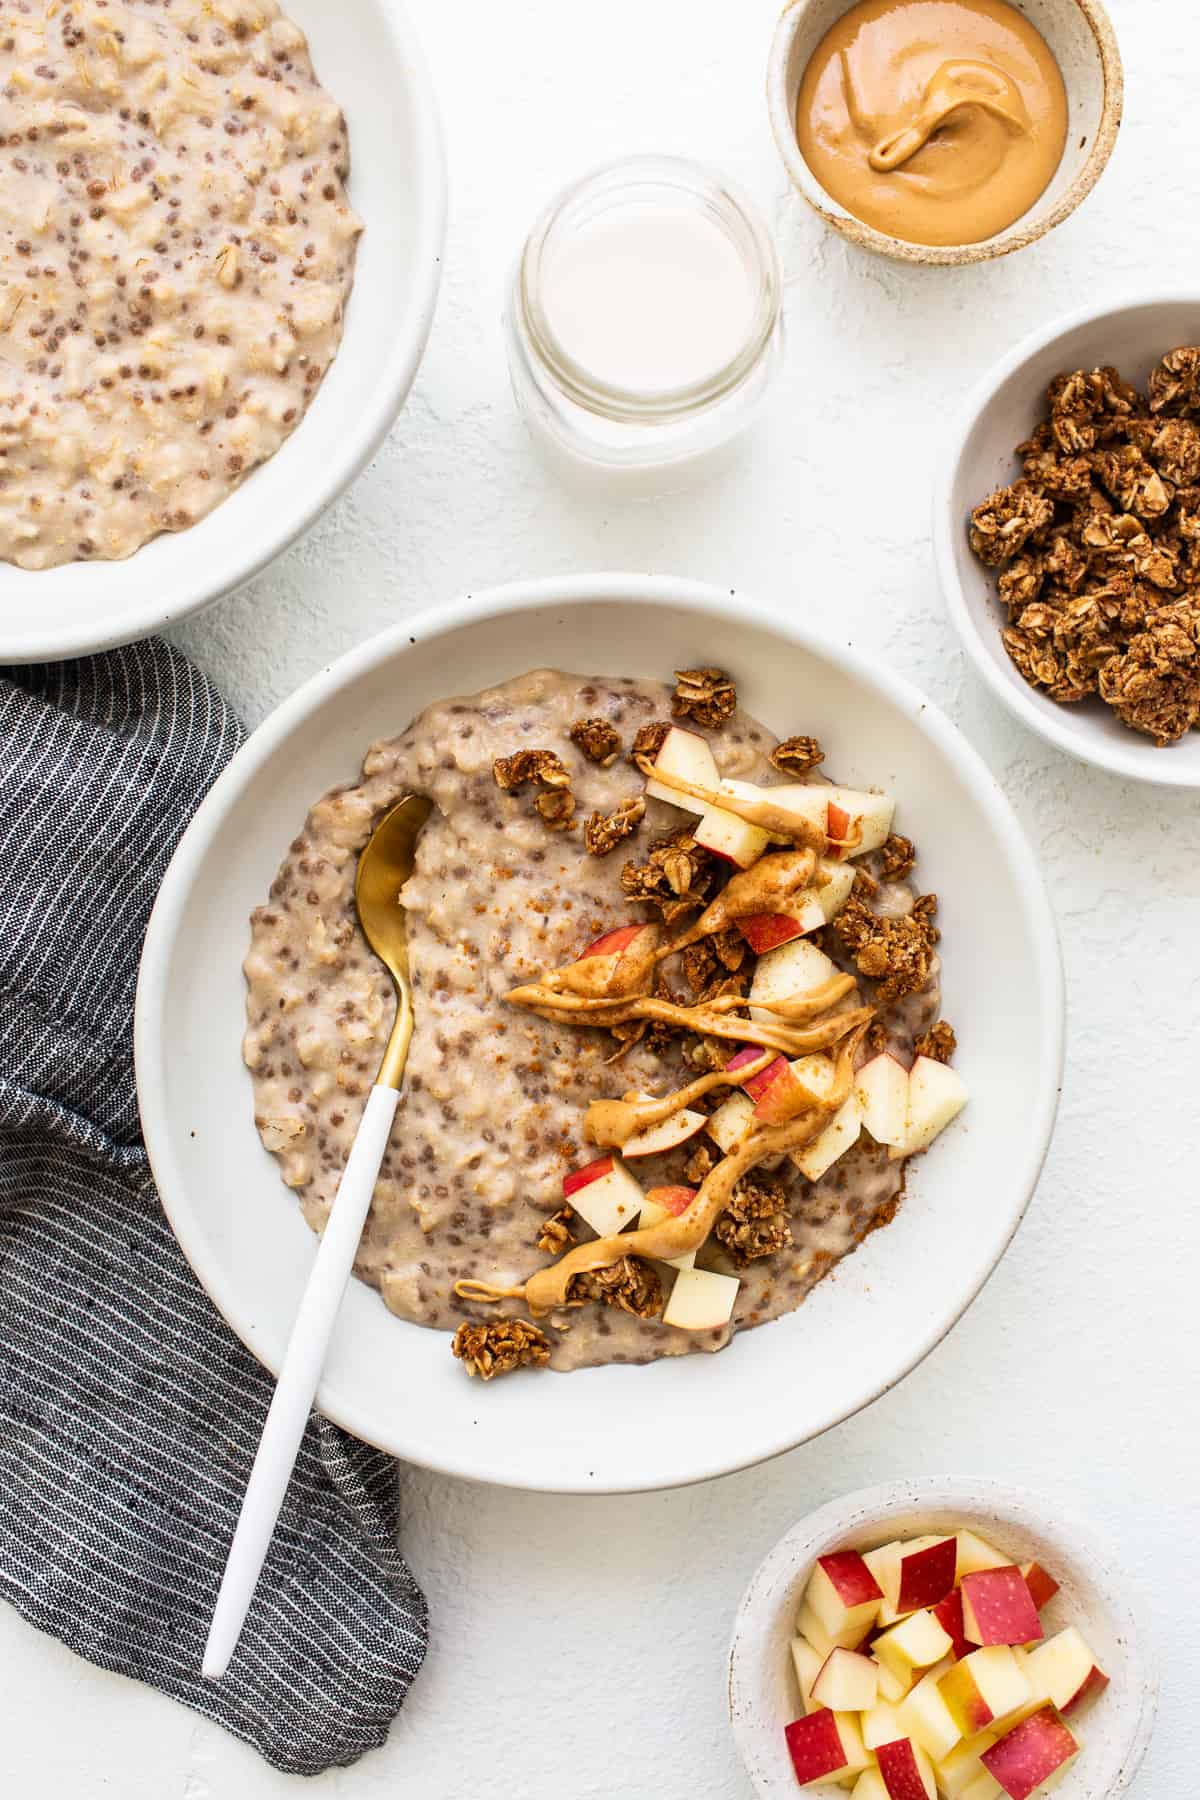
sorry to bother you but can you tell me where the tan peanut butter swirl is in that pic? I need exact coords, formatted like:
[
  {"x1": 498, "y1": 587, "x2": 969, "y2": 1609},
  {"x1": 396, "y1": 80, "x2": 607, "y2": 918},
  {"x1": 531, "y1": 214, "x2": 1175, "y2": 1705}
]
[
  {"x1": 795, "y1": 0, "x2": 1068, "y2": 249},
  {"x1": 456, "y1": 1024, "x2": 869, "y2": 1317},
  {"x1": 583, "y1": 1052, "x2": 776, "y2": 1149},
  {"x1": 633, "y1": 758, "x2": 842, "y2": 852}
]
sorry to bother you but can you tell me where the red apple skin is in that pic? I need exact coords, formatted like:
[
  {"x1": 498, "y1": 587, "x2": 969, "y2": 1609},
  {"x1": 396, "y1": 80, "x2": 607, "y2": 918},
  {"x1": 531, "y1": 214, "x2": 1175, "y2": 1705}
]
[
  {"x1": 931, "y1": 1588, "x2": 972, "y2": 1661},
  {"x1": 818, "y1": 1551, "x2": 884, "y2": 1609},
  {"x1": 961, "y1": 1568, "x2": 1044, "y2": 1648},
  {"x1": 727, "y1": 1049, "x2": 788, "y2": 1101},
  {"x1": 644, "y1": 1184, "x2": 695, "y2": 1217},
  {"x1": 1021, "y1": 1561, "x2": 1060, "y2": 1612},
  {"x1": 783, "y1": 1710, "x2": 849, "y2": 1785},
  {"x1": 1061, "y1": 1664, "x2": 1110, "y2": 1717},
  {"x1": 737, "y1": 912, "x2": 807, "y2": 953},
  {"x1": 827, "y1": 801, "x2": 852, "y2": 857},
  {"x1": 875, "y1": 1738, "x2": 930, "y2": 1800},
  {"x1": 562, "y1": 1155, "x2": 613, "y2": 1198},
  {"x1": 981, "y1": 1709, "x2": 1077, "y2": 1800},
  {"x1": 580, "y1": 923, "x2": 649, "y2": 959},
  {"x1": 897, "y1": 1536, "x2": 958, "y2": 1613}
]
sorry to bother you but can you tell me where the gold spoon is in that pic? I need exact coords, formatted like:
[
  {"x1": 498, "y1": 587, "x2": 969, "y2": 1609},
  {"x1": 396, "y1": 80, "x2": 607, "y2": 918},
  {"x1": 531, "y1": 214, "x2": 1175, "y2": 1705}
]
[{"x1": 203, "y1": 793, "x2": 432, "y2": 1681}]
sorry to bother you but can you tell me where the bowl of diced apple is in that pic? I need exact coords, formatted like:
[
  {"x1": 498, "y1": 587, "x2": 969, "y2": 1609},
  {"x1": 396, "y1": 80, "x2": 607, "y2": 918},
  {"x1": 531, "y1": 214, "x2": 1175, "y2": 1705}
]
[{"x1": 729, "y1": 1477, "x2": 1156, "y2": 1800}]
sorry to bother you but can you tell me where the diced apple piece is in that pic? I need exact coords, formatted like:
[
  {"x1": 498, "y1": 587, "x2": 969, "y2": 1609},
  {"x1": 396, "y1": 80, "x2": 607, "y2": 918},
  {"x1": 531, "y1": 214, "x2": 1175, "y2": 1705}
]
[
  {"x1": 856, "y1": 1053, "x2": 910, "y2": 1148},
  {"x1": 863, "y1": 1700, "x2": 906, "y2": 1751},
  {"x1": 933, "y1": 1588, "x2": 973, "y2": 1661},
  {"x1": 754, "y1": 1053, "x2": 837, "y2": 1126},
  {"x1": 812, "y1": 1647, "x2": 880, "y2": 1712},
  {"x1": 897, "y1": 1536, "x2": 958, "y2": 1614},
  {"x1": 852, "y1": 1772, "x2": 889, "y2": 1800},
  {"x1": 637, "y1": 1188, "x2": 697, "y2": 1270},
  {"x1": 579, "y1": 923, "x2": 649, "y2": 960},
  {"x1": 939, "y1": 1648, "x2": 1032, "y2": 1738},
  {"x1": 799, "y1": 1599, "x2": 869, "y2": 1659},
  {"x1": 791, "y1": 1635, "x2": 827, "y2": 1715},
  {"x1": 825, "y1": 786, "x2": 896, "y2": 858},
  {"x1": 694, "y1": 803, "x2": 770, "y2": 868},
  {"x1": 734, "y1": 779, "x2": 831, "y2": 837},
  {"x1": 960, "y1": 1774, "x2": 1003, "y2": 1800},
  {"x1": 935, "y1": 1731, "x2": 999, "y2": 1799},
  {"x1": 793, "y1": 1092, "x2": 862, "y2": 1180},
  {"x1": 865, "y1": 1536, "x2": 948, "y2": 1625},
  {"x1": 737, "y1": 898, "x2": 825, "y2": 952},
  {"x1": 805, "y1": 1551, "x2": 884, "y2": 1644},
  {"x1": 816, "y1": 855, "x2": 856, "y2": 921},
  {"x1": 898, "y1": 1664, "x2": 963, "y2": 1762},
  {"x1": 961, "y1": 1569, "x2": 1044, "y2": 1649},
  {"x1": 726, "y1": 1046, "x2": 789, "y2": 1100},
  {"x1": 662, "y1": 1266, "x2": 738, "y2": 1331},
  {"x1": 980, "y1": 1709, "x2": 1078, "y2": 1800},
  {"x1": 643, "y1": 726, "x2": 719, "y2": 809},
  {"x1": 956, "y1": 1532, "x2": 1011, "y2": 1579},
  {"x1": 622, "y1": 1102, "x2": 707, "y2": 1159},
  {"x1": 872, "y1": 1654, "x2": 913, "y2": 1703},
  {"x1": 1020, "y1": 1563, "x2": 1060, "y2": 1613},
  {"x1": 784, "y1": 1709, "x2": 871, "y2": 1788},
  {"x1": 874, "y1": 1609, "x2": 955, "y2": 1686},
  {"x1": 875, "y1": 1736, "x2": 937, "y2": 1800},
  {"x1": 705, "y1": 1090, "x2": 754, "y2": 1154},
  {"x1": 749, "y1": 937, "x2": 838, "y2": 1024},
  {"x1": 890, "y1": 1057, "x2": 969, "y2": 1159},
  {"x1": 561, "y1": 1155, "x2": 643, "y2": 1237},
  {"x1": 1023, "y1": 1627, "x2": 1109, "y2": 1718}
]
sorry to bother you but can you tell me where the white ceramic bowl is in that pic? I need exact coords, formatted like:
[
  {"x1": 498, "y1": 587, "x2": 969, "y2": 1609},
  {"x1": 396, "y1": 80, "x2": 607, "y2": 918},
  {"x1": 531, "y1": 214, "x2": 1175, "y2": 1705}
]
[
  {"x1": 0, "y1": 0, "x2": 445, "y2": 665},
  {"x1": 935, "y1": 292, "x2": 1200, "y2": 787},
  {"x1": 767, "y1": 0, "x2": 1122, "y2": 267},
  {"x1": 134, "y1": 575, "x2": 1063, "y2": 1493},
  {"x1": 729, "y1": 1477, "x2": 1158, "y2": 1799}
]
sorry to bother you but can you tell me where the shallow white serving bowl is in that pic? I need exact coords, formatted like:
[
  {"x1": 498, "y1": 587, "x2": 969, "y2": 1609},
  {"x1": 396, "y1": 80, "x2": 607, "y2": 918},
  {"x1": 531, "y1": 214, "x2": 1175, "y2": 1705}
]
[
  {"x1": 767, "y1": 0, "x2": 1122, "y2": 267},
  {"x1": 135, "y1": 575, "x2": 1063, "y2": 1493},
  {"x1": 0, "y1": 0, "x2": 445, "y2": 665},
  {"x1": 935, "y1": 293, "x2": 1200, "y2": 787},
  {"x1": 728, "y1": 1477, "x2": 1158, "y2": 1799}
]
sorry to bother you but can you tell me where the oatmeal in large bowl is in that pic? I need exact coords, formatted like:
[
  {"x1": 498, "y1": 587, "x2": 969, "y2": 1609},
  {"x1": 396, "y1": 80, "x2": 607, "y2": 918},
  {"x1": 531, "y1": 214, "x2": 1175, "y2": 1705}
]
[
  {"x1": 0, "y1": 0, "x2": 361, "y2": 570},
  {"x1": 244, "y1": 664, "x2": 968, "y2": 1378}
]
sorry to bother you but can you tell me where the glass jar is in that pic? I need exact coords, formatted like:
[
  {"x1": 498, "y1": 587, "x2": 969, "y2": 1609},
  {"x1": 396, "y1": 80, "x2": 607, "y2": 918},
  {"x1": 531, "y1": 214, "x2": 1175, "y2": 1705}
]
[{"x1": 504, "y1": 155, "x2": 784, "y2": 492}]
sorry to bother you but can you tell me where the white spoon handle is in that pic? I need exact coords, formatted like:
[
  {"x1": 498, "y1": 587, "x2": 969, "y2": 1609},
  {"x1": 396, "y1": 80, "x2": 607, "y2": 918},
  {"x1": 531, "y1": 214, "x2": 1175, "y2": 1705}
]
[{"x1": 202, "y1": 1082, "x2": 400, "y2": 1681}]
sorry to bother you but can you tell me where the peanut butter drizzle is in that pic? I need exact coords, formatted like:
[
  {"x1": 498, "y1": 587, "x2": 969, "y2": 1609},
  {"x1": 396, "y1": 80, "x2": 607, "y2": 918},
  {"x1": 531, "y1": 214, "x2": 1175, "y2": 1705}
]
[
  {"x1": 509, "y1": 985, "x2": 874, "y2": 1058},
  {"x1": 651, "y1": 849, "x2": 820, "y2": 960},
  {"x1": 455, "y1": 1024, "x2": 869, "y2": 1317},
  {"x1": 634, "y1": 758, "x2": 835, "y2": 852},
  {"x1": 796, "y1": 0, "x2": 1068, "y2": 249},
  {"x1": 584, "y1": 1051, "x2": 775, "y2": 1148}
]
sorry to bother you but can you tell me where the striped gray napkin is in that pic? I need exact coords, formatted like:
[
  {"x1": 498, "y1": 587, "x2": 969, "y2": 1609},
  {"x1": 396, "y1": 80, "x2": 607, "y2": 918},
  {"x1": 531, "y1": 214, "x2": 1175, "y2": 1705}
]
[{"x1": 0, "y1": 642, "x2": 427, "y2": 1775}]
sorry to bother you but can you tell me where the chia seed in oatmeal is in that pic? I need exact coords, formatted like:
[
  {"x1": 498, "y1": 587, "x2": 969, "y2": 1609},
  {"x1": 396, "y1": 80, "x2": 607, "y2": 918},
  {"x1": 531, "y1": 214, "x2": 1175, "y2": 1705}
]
[
  {"x1": 243, "y1": 669, "x2": 949, "y2": 1374},
  {"x1": 0, "y1": 0, "x2": 361, "y2": 570}
]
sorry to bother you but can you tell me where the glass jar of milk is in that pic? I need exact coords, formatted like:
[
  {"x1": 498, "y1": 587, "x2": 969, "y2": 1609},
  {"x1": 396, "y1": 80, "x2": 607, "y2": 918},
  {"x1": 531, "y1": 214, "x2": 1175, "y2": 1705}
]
[{"x1": 505, "y1": 156, "x2": 783, "y2": 491}]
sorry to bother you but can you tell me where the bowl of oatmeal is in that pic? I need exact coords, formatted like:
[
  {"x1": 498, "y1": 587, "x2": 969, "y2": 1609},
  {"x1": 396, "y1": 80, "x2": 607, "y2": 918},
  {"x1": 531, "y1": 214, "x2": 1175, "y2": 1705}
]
[
  {"x1": 0, "y1": 0, "x2": 444, "y2": 662},
  {"x1": 135, "y1": 575, "x2": 1063, "y2": 1492},
  {"x1": 935, "y1": 292, "x2": 1200, "y2": 786}
]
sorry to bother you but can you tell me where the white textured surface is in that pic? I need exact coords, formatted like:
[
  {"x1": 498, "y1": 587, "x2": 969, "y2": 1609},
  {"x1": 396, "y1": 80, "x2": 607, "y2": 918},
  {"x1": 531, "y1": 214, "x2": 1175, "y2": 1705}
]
[{"x1": 2, "y1": 0, "x2": 1197, "y2": 1795}]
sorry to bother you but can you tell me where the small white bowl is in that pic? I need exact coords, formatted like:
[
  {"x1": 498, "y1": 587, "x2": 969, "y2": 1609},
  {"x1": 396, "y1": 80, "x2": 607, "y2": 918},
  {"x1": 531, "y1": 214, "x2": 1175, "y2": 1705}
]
[
  {"x1": 135, "y1": 574, "x2": 1062, "y2": 1493},
  {"x1": 767, "y1": 0, "x2": 1122, "y2": 267},
  {"x1": 729, "y1": 1477, "x2": 1157, "y2": 1800},
  {"x1": 935, "y1": 292, "x2": 1200, "y2": 787},
  {"x1": 0, "y1": 0, "x2": 445, "y2": 664}
]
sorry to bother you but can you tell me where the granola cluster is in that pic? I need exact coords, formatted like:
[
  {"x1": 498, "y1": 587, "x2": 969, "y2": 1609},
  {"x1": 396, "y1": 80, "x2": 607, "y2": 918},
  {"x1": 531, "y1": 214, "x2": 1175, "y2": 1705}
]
[
  {"x1": 834, "y1": 887, "x2": 940, "y2": 1004},
  {"x1": 492, "y1": 748, "x2": 577, "y2": 830},
  {"x1": 569, "y1": 716, "x2": 622, "y2": 766},
  {"x1": 452, "y1": 1318, "x2": 552, "y2": 1380},
  {"x1": 620, "y1": 828, "x2": 718, "y2": 925},
  {"x1": 566, "y1": 1255, "x2": 663, "y2": 1319},
  {"x1": 584, "y1": 795, "x2": 646, "y2": 857},
  {"x1": 770, "y1": 734, "x2": 825, "y2": 776},
  {"x1": 968, "y1": 349, "x2": 1200, "y2": 745},
  {"x1": 714, "y1": 1175, "x2": 793, "y2": 1267},
  {"x1": 671, "y1": 666, "x2": 738, "y2": 728}
]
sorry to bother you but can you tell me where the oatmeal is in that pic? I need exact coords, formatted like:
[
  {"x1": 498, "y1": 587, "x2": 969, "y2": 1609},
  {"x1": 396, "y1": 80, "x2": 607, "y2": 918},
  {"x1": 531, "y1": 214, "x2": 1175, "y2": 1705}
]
[
  {"x1": 0, "y1": 0, "x2": 361, "y2": 570},
  {"x1": 244, "y1": 669, "x2": 955, "y2": 1374}
]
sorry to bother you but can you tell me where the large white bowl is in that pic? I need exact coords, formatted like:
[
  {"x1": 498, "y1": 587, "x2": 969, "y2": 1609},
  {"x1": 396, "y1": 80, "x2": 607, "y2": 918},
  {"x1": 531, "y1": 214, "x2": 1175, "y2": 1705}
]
[
  {"x1": 935, "y1": 292, "x2": 1200, "y2": 786},
  {"x1": 134, "y1": 575, "x2": 1064, "y2": 1493},
  {"x1": 0, "y1": 0, "x2": 445, "y2": 664},
  {"x1": 729, "y1": 1477, "x2": 1158, "y2": 1799}
]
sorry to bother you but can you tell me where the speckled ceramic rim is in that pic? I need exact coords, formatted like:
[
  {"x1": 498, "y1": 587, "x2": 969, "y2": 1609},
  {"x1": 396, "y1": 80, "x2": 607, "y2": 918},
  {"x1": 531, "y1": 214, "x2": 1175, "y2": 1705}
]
[
  {"x1": 766, "y1": 0, "x2": 1124, "y2": 267},
  {"x1": 136, "y1": 574, "x2": 1065, "y2": 1493},
  {"x1": 728, "y1": 1477, "x2": 1159, "y2": 1799},
  {"x1": 933, "y1": 288, "x2": 1200, "y2": 787}
]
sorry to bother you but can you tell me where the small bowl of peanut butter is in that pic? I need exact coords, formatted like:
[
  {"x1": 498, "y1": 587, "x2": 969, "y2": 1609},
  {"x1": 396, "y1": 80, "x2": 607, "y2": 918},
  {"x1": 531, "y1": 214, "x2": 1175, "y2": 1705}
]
[{"x1": 767, "y1": 0, "x2": 1122, "y2": 266}]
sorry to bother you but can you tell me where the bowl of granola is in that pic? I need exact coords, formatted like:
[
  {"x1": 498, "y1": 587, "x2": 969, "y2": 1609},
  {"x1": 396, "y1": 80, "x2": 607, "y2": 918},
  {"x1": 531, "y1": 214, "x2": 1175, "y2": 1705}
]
[
  {"x1": 135, "y1": 575, "x2": 1063, "y2": 1492},
  {"x1": 935, "y1": 293, "x2": 1200, "y2": 784}
]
